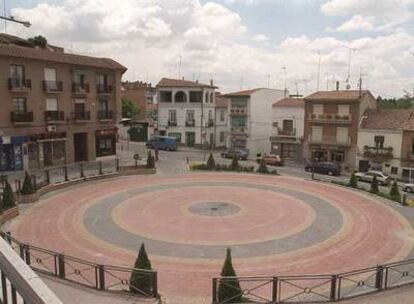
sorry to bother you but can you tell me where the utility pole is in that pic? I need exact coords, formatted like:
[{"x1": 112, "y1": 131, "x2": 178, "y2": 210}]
[
  {"x1": 317, "y1": 51, "x2": 321, "y2": 91},
  {"x1": 178, "y1": 55, "x2": 182, "y2": 79},
  {"x1": 282, "y1": 66, "x2": 287, "y2": 97}
]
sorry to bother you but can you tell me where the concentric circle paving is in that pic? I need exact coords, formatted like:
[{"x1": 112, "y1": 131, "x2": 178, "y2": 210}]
[{"x1": 7, "y1": 173, "x2": 414, "y2": 303}]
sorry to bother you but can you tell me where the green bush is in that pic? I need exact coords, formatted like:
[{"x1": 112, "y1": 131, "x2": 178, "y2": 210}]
[
  {"x1": 130, "y1": 244, "x2": 154, "y2": 296},
  {"x1": 218, "y1": 248, "x2": 242, "y2": 303},
  {"x1": 349, "y1": 172, "x2": 358, "y2": 188},
  {"x1": 207, "y1": 153, "x2": 216, "y2": 170},
  {"x1": 370, "y1": 175, "x2": 379, "y2": 194},
  {"x1": 230, "y1": 156, "x2": 239, "y2": 170},
  {"x1": 21, "y1": 172, "x2": 36, "y2": 195},
  {"x1": 256, "y1": 158, "x2": 269, "y2": 174},
  {"x1": 146, "y1": 151, "x2": 155, "y2": 169},
  {"x1": 2, "y1": 179, "x2": 15, "y2": 210},
  {"x1": 389, "y1": 179, "x2": 401, "y2": 203}
]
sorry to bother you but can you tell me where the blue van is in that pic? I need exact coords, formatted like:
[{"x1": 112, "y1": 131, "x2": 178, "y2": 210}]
[{"x1": 146, "y1": 136, "x2": 177, "y2": 151}]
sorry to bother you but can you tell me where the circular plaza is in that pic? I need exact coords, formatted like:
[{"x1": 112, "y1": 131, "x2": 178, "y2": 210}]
[{"x1": 6, "y1": 173, "x2": 414, "y2": 303}]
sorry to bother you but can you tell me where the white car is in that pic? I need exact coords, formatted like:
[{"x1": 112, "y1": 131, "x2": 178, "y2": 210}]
[
  {"x1": 354, "y1": 171, "x2": 391, "y2": 186},
  {"x1": 402, "y1": 183, "x2": 414, "y2": 193}
]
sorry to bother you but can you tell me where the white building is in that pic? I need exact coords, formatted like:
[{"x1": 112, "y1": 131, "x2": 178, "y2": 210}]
[
  {"x1": 156, "y1": 78, "x2": 217, "y2": 148},
  {"x1": 214, "y1": 95, "x2": 229, "y2": 148},
  {"x1": 270, "y1": 98, "x2": 305, "y2": 161},
  {"x1": 224, "y1": 88, "x2": 286, "y2": 155}
]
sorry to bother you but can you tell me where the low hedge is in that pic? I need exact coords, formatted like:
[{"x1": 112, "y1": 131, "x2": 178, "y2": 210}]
[{"x1": 190, "y1": 163, "x2": 279, "y2": 175}]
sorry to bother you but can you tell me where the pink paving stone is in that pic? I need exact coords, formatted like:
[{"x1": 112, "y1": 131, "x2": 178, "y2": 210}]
[{"x1": 7, "y1": 173, "x2": 414, "y2": 303}]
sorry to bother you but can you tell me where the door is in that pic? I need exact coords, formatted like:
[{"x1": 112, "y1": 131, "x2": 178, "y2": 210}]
[
  {"x1": 44, "y1": 68, "x2": 57, "y2": 90},
  {"x1": 73, "y1": 133, "x2": 88, "y2": 162},
  {"x1": 43, "y1": 142, "x2": 53, "y2": 167},
  {"x1": 186, "y1": 132, "x2": 195, "y2": 147},
  {"x1": 359, "y1": 160, "x2": 369, "y2": 173}
]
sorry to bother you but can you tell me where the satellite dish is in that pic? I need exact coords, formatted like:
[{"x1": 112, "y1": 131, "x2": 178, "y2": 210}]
[{"x1": 346, "y1": 84, "x2": 351, "y2": 90}]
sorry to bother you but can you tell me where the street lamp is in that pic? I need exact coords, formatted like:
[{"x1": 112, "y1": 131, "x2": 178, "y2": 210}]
[{"x1": 0, "y1": 15, "x2": 31, "y2": 29}]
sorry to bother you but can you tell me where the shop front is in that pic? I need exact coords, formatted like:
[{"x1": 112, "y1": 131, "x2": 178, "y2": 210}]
[
  {"x1": 28, "y1": 133, "x2": 67, "y2": 169},
  {"x1": 0, "y1": 136, "x2": 27, "y2": 172},
  {"x1": 96, "y1": 129, "x2": 117, "y2": 157},
  {"x1": 310, "y1": 145, "x2": 347, "y2": 163}
]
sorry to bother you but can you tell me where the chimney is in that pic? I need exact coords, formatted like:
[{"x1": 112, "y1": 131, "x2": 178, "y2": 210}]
[
  {"x1": 210, "y1": 79, "x2": 214, "y2": 87},
  {"x1": 336, "y1": 81, "x2": 340, "y2": 91}
]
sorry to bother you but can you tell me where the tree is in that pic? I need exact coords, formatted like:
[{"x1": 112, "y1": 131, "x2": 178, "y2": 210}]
[
  {"x1": 146, "y1": 151, "x2": 155, "y2": 169},
  {"x1": 348, "y1": 172, "x2": 358, "y2": 188},
  {"x1": 21, "y1": 172, "x2": 36, "y2": 195},
  {"x1": 2, "y1": 179, "x2": 15, "y2": 210},
  {"x1": 218, "y1": 248, "x2": 242, "y2": 303},
  {"x1": 207, "y1": 153, "x2": 216, "y2": 170},
  {"x1": 28, "y1": 35, "x2": 47, "y2": 48},
  {"x1": 122, "y1": 99, "x2": 141, "y2": 119},
  {"x1": 230, "y1": 156, "x2": 239, "y2": 171},
  {"x1": 377, "y1": 91, "x2": 414, "y2": 109},
  {"x1": 257, "y1": 158, "x2": 269, "y2": 174},
  {"x1": 370, "y1": 175, "x2": 379, "y2": 194},
  {"x1": 130, "y1": 244, "x2": 154, "y2": 295},
  {"x1": 389, "y1": 179, "x2": 401, "y2": 202}
]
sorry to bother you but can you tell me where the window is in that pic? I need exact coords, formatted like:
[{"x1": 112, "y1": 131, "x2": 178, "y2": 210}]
[
  {"x1": 283, "y1": 120, "x2": 293, "y2": 131},
  {"x1": 10, "y1": 65, "x2": 25, "y2": 80},
  {"x1": 186, "y1": 110, "x2": 195, "y2": 121},
  {"x1": 97, "y1": 74, "x2": 108, "y2": 86},
  {"x1": 338, "y1": 105, "x2": 350, "y2": 116},
  {"x1": 311, "y1": 126, "x2": 322, "y2": 141},
  {"x1": 12, "y1": 97, "x2": 27, "y2": 112},
  {"x1": 160, "y1": 91, "x2": 172, "y2": 103},
  {"x1": 337, "y1": 127, "x2": 349, "y2": 143},
  {"x1": 375, "y1": 136, "x2": 385, "y2": 148},
  {"x1": 220, "y1": 132, "x2": 225, "y2": 142},
  {"x1": 175, "y1": 91, "x2": 187, "y2": 103},
  {"x1": 272, "y1": 122, "x2": 279, "y2": 128},
  {"x1": 391, "y1": 167, "x2": 398, "y2": 175},
  {"x1": 190, "y1": 91, "x2": 202, "y2": 103},
  {"x1": 73, "y1": 70, "x2": 86, "y2": 85},
  {"x1": 220, "y1": 110, "x2": 225, "y2": 122},
  {"x1": 210, "y1": 92, "x2": 214, "y2": 103},
  {"x1": 99, "y1": 98, "x2": 109, "y2": 111},
  {"x1": 205, "y1": 92, "x2": 210, "y2": 103},
  {"x1": 208, "y1": 110, "x2": 213, "y2": 121},
  {"x1": 169, "y1": 110, "x2": 177, "y2": 122},
  {"x1": 313, "y1": 104, "x2": 324, "y2": 115},
  {"x1": 44, "y1": 68, "x2": 56, "y2": 82},
  {"x1": 74, "y1": 99, "x2": 85, "y2": 112},
  {"x1": 46, "y1": 98, "x2": 58, "y2": 111}
]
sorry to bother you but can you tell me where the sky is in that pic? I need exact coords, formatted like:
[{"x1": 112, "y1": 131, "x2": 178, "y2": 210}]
[{"x1": 3, "y1": 0, "x2": 414, "y2": 97}]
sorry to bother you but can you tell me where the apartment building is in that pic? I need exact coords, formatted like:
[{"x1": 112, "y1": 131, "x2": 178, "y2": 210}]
[
  {"x1": 224, "y1": 88, "x2": 285, "y2": 154},
  {"x1": 0, "y1": 34, "x2": 126, "y2": 172},
  {"x1": 156, "y1": 78, "x2": 217, "y2": 148},
  {"x1": 358, "y1": 109, "x2": 414, "y2": 180},
  {"x1": 214, "y1": 94, "x2": 229, "y2": 148},
  {"x1": 121, "y1": 81, "x2": 157, "y2": 123},
  {"x1": 303, "y1": 90, "x2": 377, "y2": 171},
  {"x1": 270, "y1": 98, "x2": 304, "y2": 161}
]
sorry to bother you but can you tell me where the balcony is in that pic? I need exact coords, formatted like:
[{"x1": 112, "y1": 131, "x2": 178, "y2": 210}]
[
  {"x1": 231, "y1": 126, "x2": 248, "y2": 134},
  {"x1": 11, "y1": 111, "x2": 33, "y2": 124},
  {"x1": 230, "y1": 107, "x2": 247, "y2": 116},
  {"x1": 168, "y1": 120, "x2": 177, "y2": 127},
  {"x1": 43, "y1": 81, "x2": 63, "y2": 93},
  {"x1": 97, "y1": 110, "x2": 113, "y2": 120},
  {"x1": 8, "y1": 78, "x2": 31, "y2": 92},
  {"x1": 71, "y1": 111, "x2": 90, "y2": 121},
  {"x1": 45, "y1": 111, "x2": 65, "y2": 122},
  {"x1": 72, "y1": 83, "x2": 90, "y2": 95},
  {"x1": 309, "y1": 113, "x2": 351, "y2": 124},
  {"x1": 309, "y1": 135, "x2": 351, "y2": 147},
  {"x1": 186, "y1": 120, "x2": 195, "y2": 127},
  {"x1": 277, "y1": 128, "x2": 296, "y2": 137},
  {"x1": 207, "y1": 119, "x2": 215, "y2": 127},
  {"x1": 97, "y1": 84, "x2": 113, "y2": 94},
  {"x1": 363, "y1": 146, "x2": 393, "y2": 160}
]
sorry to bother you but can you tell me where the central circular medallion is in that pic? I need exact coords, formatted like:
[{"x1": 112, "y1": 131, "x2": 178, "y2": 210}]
[{"x1": 189, "y1": 202, "x2": 241, "y2": 217}]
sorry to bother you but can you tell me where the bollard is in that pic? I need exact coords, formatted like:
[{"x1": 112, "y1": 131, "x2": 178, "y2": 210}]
[
  {"x1": 64, "y1": 166, "x2": 68, "y2": 181},
  {"x1": 99, "y1": 161, "x2": 103, "y2": 175},
  {"x1": 80, "y1": 163, "x2": 85, "y2": 178},
  {"x1": 116, "y1": 158, "x2": 120, "y2": 172},
  {"x1": 45, "y1": 170, "x2": 50, "y2": 185}
]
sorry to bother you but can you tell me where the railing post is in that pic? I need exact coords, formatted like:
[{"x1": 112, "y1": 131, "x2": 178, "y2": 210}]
[
  {"x1": 272, "y1": 277, "x2": 278, "y2": 303},
  {"x1": 99, "y1": 161, "x2": 103, "y2": 175},
  {"x1": 45, "y1": 169, "x2": 50, "y2": 185},
  {"x1": 58, "y1": 254, "x2": 65, "y2": 279},
  {"x1": 98, "y1": 265, "x2": 105, "y2": 290},
  {"x1": 1, "y1": 272, "x2": 8, "y2": 304},
  {"x1": 24, "y1": 246, "x2": 31, "y2": 265},
  {"x1": 152, "y1": 271, "x2": 158, "y2": 297},
  {"x1": 64, "y1": 166, "x2": 68, "y2": 182},
  {"x1": 5, "y1": 232, "x2": 12, "y2": 245},
  {"x1": 19, "y1": 243, "x2": 25, "y2": 260},
  {"x1": 116, "y1": 158, "x2": 120, "y2": 172},
  {"x1": 330, "y1": 275, "x2": 337, "y2": 301},
  {"x1": 80, "y1": 163, "x2": 84, "y2": 178},
  {"x1": 11, "y1": 285, "x2": 17, "y2": 304},
  {"x1": 32, "y1": 175, "x2": 37, "y2": 190},
  {"x1": 375, "y1": 265, "x2": 384, "y2": 290},
  {"x1": 212, "y1": 278, "x2": 218, "y2": 304}
]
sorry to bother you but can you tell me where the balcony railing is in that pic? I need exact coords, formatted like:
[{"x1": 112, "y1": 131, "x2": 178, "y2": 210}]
[
  {"x1": 168, "y1": 120, "x2": 177, "y2": 127},
  {"x1": 45, "y1": 111, "x2": 65, "y2": 122},
  {"x1": 277, "y1": 128, "x2": 296, "y2": 137},
  {"x1": 97, "y1": 84, "x2": 113, "y2": 94},
  {"x1": 309, "y1": 113, "x2": 351, "y2": 123},
  {"x1": 309, "y1": 135, "x2": 351, "y2": 146},
  {"x1": 43, "y1": 80, "x2": 63, "y2": 93},
  {"x1": 186, "y1": 120, "x2": 195, "y2": 127},
  {"x1": 363, "y1": 146, "x2": 393, "y2": 159},
  {"x1": 97, "y1": 110, "x2": 113, "y2": 120},
  {"x1": 8, "y1": 78, "x2": 31, "y2": 91},
  {"x1": 231, "y1": 126, "x2": 248, "y2": 134},
  {"x1": 72, "y1": 111, "x2": 90, "y2": 120},
  {"x1": 208, "y1": 119, "x2": 214, "y2": 127},
  {"x1": 10, "y1": 111, "x2": 33, "y2": 123},
  {"x1": 72, "y1": 83, "x2": 90, "y2": 94},
  {"x1": 230, "y1": 107, "x2": 247, "y2": 116}
]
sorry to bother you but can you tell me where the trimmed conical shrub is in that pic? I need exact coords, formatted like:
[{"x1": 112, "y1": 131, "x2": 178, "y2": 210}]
[
  {"x1": 370, "y1": 175, "x2": 379, "y2": 194},
  {"x1": 257, "y1": 158, "x2": 269, "y2": 174},
  {"x1": 390, "y1": 179, "x2": 401, "y2": 202},
  {"x1": 130, "y1": 244, "x2": 154, "y2": 295},
  {"x1": 218, "y1": 248, "x2": 242, "y2": 303},
  {"x1": 230, "y1": 156, "x2": 239, "y2": 171},
  {"x1": 146, "y1": 151, "x2": 155, "y2": 169},
  {"x1": 2, "y1": 179, "x2": 15, "y2": 210},
  {"x1": 21, "y1": 172, "x2": 35, "y2": 195},
  {"x1": 349, "y1": 172, "x2": 358, "y2": 188},
  {"x1": 207, "y1": 153, "x2": 216, "y2": 170}
]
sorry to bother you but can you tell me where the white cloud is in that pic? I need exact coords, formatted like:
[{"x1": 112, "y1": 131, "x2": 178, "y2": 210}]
[
  {"x1": 253, "y1": 34, "x2": 269, "y2": 43},
  {"x1": 336, "y1": 15, "x2": 375, "y2": 32}
]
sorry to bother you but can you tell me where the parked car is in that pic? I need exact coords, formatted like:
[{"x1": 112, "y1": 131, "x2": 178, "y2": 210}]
[
  {"x1": 221, "y1": 149, "x2": 249, "y2": 160},
  {"x1": 402, "y1": 182, "x2": 414, "y2": 193},
  {"x1": 304, "y1": 162, "x2": 341, "y2": 176},
  {"x1": 146, "y1": 136, "x2": 177, "y2": 151},
  {"x1": 263, "y1": 154, "x2": 284, "y2": 166},
  {"x1": 354, "y1": 171, "x2": 390, "y2": 186}
]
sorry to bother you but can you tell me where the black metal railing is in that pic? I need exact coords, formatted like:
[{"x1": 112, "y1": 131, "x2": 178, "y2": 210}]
[
  {"x1": 10, "y1": 111, "x2": 34, "y2": 123},
  {"x1": 43, "y1": 80, "x2": 63, "y2": 92},
  {"x1": 168, "y1": 120, "x2": 177, "y2": 127},
  {"x1": 72, "y1": 83, "x2": 90, "y2": 94},
  {"x1": 277, "y1": 128, "x2": 296, "y2": 137},
  {"x1": 97, "y1": 110, "x2": 113, "y2": 120},
  {"x1": 186, "y1": 120, "x2": 195, "y2": 127},
  {"x1": 212, "y1": 258, "x2": 414, "y2": 303},
  {"x1": 8, "y1": 78, "x2": 32, "y2": 90},
  {"x1": 45, "y1": 111, "x2": 65, "y2": 121},
  {"x1": 72, "y1": 111, "x2": 91, "y2": 120},
  {"x1": 97, "y1": 84, "x2": 113, "y2": 94},
  {"x1": 363, "y1": 146, "x2": 393, "y2": 159},
  {"x1": 0, "y1": 232, "x2": 158, "y2": 298}
]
